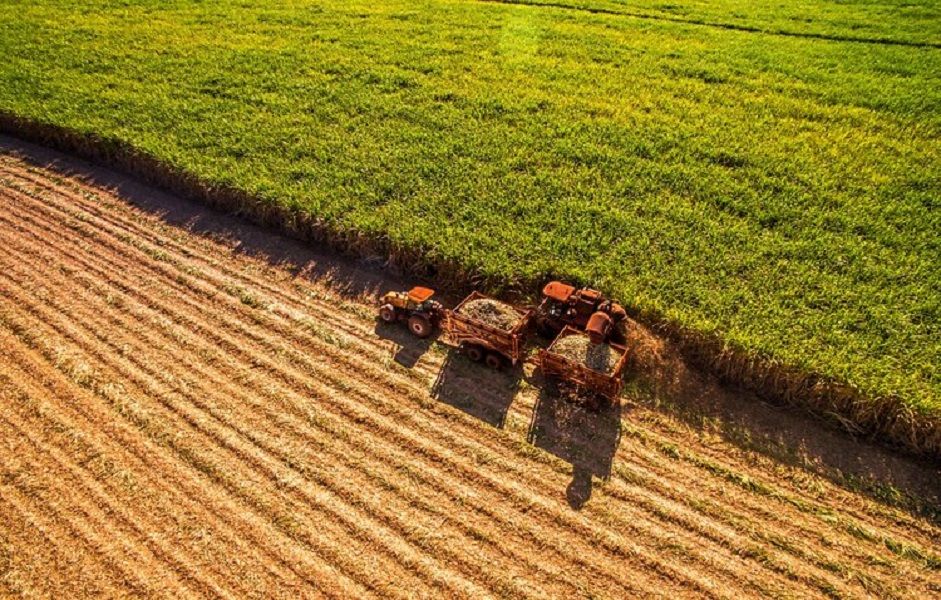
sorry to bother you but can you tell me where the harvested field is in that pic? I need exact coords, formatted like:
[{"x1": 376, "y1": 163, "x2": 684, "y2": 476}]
[
  {"x1": 1, "y1": 138, "x2": 940, "y2": 599},
  {"x1": 458, "y1": 298, "x2": 523, "y2": 331},
  {"x1": 551, "y1": 332, "x2": 621, "y2": 374}
]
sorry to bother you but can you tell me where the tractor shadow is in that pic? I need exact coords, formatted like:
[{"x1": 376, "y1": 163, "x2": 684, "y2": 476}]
[
  {"x1": 431, "y1": 350, "x2": 521, "y2": 429},
  {"x1": 528, "y1": 380, "x2": 622, "y2": 509},
  {"x1": 372, "y1": 320, "x2": 436, "y2": 369}
]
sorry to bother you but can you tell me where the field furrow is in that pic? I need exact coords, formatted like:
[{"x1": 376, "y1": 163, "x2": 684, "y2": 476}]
[
  {"x1": 0, "y1": 343, "x2": 343, "y2": 599},
  {"x1": 0, "y1": 410, "x2": 231, "y2": 599},
  {"x1": 5, "y1": 162, "x2": 934, "y2": 563},
  {"x1": 0, "y1": 293, "x2": 468, "y2": 599},
  {"x1": 0, "y1": 187, "x2": 778, "y2": 597},
  {"x1": 0, "y1": 147, "x2": 938, "y2": 599},
  {"x1": 0, "y1": 466, "x2": 144, "y2": 598},
  {"x1": 0, "y1": 173, "x2": 924, "y2": 596},
  {"x1": 0, "y1": 158, "x2": 916, "y2": 596},
  {"x1": 0, "y1": 189, "x2": 696, "y2": 597}
]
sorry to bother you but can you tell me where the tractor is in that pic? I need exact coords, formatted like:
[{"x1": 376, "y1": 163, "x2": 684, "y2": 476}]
[
  {"x1": 535, "y1": 281, "x2": 628, "y2": 344},
  {"x1": 378, "y1": 286, "x2": 442, "y2": 338}
]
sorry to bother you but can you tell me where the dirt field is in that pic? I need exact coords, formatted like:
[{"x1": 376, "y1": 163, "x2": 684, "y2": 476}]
[{"x1": 0, "y1": 138, "x2": 939, "y2": 599}]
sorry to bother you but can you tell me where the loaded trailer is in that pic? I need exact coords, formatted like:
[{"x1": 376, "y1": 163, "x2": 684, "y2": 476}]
[
  {"x1": 535, "y1": 326, "x2": 629, "y2": 402},
  {"x1": 441, "y1": 291, "x2": 533, "y2": 369}
]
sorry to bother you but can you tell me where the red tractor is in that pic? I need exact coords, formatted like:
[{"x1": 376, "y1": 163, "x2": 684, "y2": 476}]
[
  {"x1": 378, "y1": 286, "x2": 443, "y2": 338},
  {"x1": 535, "y1": 281, "x2": 627, "y2": 344}
]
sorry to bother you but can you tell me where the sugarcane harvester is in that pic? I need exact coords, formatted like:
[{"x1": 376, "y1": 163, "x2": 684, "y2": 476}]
[{"x1": 535, "y1": 281, "x2": 628, "y2": 345}]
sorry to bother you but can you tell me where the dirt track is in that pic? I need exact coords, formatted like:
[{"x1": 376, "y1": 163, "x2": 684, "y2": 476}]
[{"x1": 0, "y1": 138, "x2": 939, "y2": 599}]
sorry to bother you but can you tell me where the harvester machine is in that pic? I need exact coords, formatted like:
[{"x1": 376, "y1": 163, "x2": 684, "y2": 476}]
[
  {"x1": 535, "y1": 281, "x2": 627, "y2": 344},
  {"x1": 378, "y1": 282, "x2": 631, "y2": 402}
]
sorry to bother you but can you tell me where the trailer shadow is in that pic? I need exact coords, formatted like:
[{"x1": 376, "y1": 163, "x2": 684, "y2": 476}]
[
  {"x1": 372, "y1": 321, "x2": 436, "y2": 369},
  {"x1": 528, "y1": 381, "x2": 622, "y2": 509},
  {"x1": 431, "y1": 350, "x2": 521, "y2": 429}
]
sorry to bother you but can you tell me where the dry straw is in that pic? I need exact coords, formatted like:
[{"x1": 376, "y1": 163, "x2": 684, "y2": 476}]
[
  {"x1": 459, "y1": 298, "x2": 521, "y2": 331},
  {"x1": 552, "y1": 332, "x2": 618, "y2": 374}
]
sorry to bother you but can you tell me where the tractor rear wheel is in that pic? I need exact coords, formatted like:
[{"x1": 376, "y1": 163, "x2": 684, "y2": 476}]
[
  {"x1": 464, "y1": 344, "x2": 485, "y2": 362},
  {"x1": 485, "y1": 353, "x2": 504, "y2": 370},
  {"x1": 408, "y1": 314, "x2": 433, "y2": 338},
  {"x1": 379, "y1": 304, "x2": 397, "y2": 323},
  {"x1": 535, "y1": 317, "x2": 559, "y2": 339}
]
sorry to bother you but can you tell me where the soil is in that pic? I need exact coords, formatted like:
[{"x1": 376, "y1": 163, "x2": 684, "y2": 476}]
[{"x1": 0, "y1": 135, "x2": 939, "y2": 599}]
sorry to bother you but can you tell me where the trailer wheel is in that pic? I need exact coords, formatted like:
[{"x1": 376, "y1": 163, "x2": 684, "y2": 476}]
[
  {"x1": 464, "y1": 344, "x2": 485, "y2": 362},
  {"x1": 379, "y1": 304, "x2": 397, "y2": 323},
  {"x1": 484, "y1": 353, "x2": 504, "y2": 370},
  {"x1": 585, "y1": 393, "x2": 602, "y2": 411},
  {"x1": 408, "y1": 315, "x2": 433, "y2": 338}
]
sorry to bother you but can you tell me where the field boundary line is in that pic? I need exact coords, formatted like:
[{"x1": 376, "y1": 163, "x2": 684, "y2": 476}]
[
  {"x1": 1, "y1": 116, "x2": 938, "y2": 460},
  {"x1": 474, "y1": 0, "x2": 941, "y2": 49}
]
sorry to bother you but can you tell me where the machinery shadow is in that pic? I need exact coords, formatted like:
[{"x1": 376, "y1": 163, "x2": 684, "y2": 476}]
[
  {"x1": 372, "y1": 320, "x2": 436, "y2": 369},
  {"x1": 528, "y1": 380, "x2": 622, "y2": 509},
  {"x1": 431, "y1": 350, "x2": 521, "y2": 429}
]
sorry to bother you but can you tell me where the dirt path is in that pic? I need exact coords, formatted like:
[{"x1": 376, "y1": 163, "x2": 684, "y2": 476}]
[{"x1": 0, "y1": 136, "x2": 938, "y2": 599}]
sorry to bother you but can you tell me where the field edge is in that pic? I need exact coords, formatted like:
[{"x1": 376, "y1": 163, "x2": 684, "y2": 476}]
[{"x1": 2, "y1": 111, "x2": 938, "y2": 460}]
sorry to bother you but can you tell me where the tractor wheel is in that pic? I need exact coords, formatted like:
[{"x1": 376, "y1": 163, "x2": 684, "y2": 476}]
[
  {"x1": 379, "y1": 304, "x2": 397, "y2": 323},
  {"x1": 484, "y1": 353, "x2": 504, "y2": 370},
  {"x1": 408, "y1": 314, "x2": 433, "y2": 338},
  {"x1": 464, "y1": 344, "x2": 485, "y2": 362},
  {"x1": 535, "y1": 317, "x2": 559, "y2": 339}
]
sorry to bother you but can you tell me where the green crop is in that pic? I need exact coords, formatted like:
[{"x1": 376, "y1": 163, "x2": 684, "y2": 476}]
[{"x1": 1, "y1": 0, "x2": 938, "y2": 422}]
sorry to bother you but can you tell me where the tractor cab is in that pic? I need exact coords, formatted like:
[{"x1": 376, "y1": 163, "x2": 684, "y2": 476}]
[{"x1": 406, "y1": 286, "x2": 435, "y2": 307}]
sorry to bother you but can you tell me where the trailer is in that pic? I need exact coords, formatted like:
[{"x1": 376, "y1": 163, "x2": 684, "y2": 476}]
[
  {"x1": 441, "y1": 291, "x2": 534, "y2": 369},
  {"x1": 535, "y1": 326, "x2": 629, "y2": 402}
]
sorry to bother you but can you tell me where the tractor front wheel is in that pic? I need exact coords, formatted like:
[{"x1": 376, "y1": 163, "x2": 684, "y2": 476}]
[
  {"x1": 408, "y1": 314, "x2": 433, "y2": 338},
  {"x1": 379, "y1": 304, "x2": 397, "y2": 323}
]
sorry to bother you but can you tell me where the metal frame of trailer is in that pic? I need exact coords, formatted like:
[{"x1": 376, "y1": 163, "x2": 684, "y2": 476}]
[
  {"x1": 535, "y1": 326, "x2": 629, "y2": 401},
  {"x1": 441, "y1": 291, "x2": 534, "y2": 367}
]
